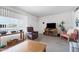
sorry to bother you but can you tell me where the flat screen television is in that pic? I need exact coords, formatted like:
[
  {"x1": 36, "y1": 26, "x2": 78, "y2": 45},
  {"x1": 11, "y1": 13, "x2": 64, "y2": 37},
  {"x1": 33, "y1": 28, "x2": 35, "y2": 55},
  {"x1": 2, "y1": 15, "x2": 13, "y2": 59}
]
[{"x1": 47, "y1": 23, "x2": 56, "y2": 28}]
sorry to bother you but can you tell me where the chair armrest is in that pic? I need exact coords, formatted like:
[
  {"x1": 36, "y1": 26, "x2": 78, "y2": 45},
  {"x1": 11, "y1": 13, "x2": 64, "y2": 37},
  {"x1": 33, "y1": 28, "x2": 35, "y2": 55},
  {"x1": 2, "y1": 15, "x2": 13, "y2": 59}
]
[{"x1": 32, "y1": 31, "x2": 38, "y2": 37}]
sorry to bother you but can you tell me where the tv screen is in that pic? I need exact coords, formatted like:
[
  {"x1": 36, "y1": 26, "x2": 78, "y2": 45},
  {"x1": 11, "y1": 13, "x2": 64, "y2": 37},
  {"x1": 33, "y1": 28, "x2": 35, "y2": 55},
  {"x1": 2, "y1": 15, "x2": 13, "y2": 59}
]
[{"x1": 47, "y1": 23, "x2": 56, "y2": 28}]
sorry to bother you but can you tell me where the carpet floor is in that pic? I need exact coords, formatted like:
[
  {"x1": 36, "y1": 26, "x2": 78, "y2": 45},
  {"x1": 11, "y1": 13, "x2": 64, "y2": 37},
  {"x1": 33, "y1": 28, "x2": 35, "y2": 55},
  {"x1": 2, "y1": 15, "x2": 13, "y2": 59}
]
[{"x1": 35, "y1": 34, "x2": 69, "y2": 52}]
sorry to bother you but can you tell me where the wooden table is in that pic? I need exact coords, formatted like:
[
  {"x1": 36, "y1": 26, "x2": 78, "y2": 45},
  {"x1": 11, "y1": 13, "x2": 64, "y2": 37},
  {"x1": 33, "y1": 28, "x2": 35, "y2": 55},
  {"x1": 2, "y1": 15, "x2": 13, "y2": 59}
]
[
  {"x1": 44, "y1": 28, "x2": 58, "y2": 36},
  {"x1": 2, "y1": 40, "x2": 47, "y2": 52}
]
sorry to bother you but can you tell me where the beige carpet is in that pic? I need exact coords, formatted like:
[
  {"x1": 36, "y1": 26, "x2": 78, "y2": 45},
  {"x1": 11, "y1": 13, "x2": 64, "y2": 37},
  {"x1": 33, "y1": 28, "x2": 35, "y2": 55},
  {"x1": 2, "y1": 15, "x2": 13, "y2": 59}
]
[{"x1": 35, "y1": 34, "x2": 69, "y2": 52}]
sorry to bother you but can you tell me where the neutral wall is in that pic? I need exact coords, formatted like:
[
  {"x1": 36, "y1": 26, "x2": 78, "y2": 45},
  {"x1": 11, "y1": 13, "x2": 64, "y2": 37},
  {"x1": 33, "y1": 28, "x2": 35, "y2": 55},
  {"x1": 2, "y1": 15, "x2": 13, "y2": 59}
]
[
  {"x1": 38, "y1": 11, "x2": 74, "y2": 34},
  {"x1": 27, "y1": 15, "x2": 38, "y2": 31},
  {"x1": 0, "y1": 7, "x2": 38, "y2": 33}
]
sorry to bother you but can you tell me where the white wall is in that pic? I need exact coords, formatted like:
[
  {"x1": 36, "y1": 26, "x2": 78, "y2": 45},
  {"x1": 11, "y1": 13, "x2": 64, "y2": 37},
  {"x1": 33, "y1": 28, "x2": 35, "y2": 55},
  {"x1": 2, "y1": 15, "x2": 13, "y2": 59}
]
[
  {"x1": 27, "y1": 15, "x2": 38, "y2": 31},
  {"x1": 0, "y1": 7, "x2": 38, "y2": 33},
  {"x1": 38, "y1": 11, "x2": 74, "y2": 34}
]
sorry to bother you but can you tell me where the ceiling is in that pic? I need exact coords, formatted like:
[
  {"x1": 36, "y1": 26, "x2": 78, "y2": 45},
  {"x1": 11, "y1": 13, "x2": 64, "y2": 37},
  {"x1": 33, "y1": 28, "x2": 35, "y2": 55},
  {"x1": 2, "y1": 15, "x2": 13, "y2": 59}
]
[{"x1": 16, "y1": 6, "x2": 76, "y2": 16}]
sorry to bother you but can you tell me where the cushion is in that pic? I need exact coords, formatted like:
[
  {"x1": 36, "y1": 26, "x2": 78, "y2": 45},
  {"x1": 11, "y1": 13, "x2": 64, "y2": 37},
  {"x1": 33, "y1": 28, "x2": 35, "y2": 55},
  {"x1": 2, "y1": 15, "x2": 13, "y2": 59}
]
[
  {"x1": 27, "y1": 32, "x2": 32, "y2": 37},
  {"x1": 67, "y1": 29, "x2": 74, "y2": 36}
]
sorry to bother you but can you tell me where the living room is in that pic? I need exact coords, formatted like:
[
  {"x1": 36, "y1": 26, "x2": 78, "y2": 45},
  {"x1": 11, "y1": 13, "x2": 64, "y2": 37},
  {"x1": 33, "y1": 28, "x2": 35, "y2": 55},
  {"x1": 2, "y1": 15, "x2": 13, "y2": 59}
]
[{"x1": 0, "y1": 6, "x2": 79, "y2": 52}]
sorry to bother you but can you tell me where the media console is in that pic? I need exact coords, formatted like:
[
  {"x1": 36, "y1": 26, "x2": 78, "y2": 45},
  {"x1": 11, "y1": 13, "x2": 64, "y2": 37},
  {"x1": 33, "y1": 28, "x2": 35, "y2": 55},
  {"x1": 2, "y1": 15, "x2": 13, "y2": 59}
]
[
  {"x1": 43, "y1": 23, "x2": 58, "y2": 36},
  {"x1": 43, "y1": 28, "x2": 58, "y2": 36}
]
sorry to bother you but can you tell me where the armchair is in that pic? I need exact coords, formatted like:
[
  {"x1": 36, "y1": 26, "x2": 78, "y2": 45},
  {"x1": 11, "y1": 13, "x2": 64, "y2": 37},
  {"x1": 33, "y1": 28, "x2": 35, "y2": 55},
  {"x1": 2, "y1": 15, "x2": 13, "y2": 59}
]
[
  {"x1": 60, "y1": 29, "x2": 78, "y2": 42},
  {"x1": 27, "y1": 27, "x2": 38, "y2": 40}
]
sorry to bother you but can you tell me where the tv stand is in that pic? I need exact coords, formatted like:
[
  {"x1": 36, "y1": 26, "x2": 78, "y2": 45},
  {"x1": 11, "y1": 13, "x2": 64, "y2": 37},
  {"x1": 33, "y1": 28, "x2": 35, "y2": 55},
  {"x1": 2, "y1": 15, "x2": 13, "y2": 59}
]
[{"x1": 43, "y1": 28, "x2": 58, "y2": 36}]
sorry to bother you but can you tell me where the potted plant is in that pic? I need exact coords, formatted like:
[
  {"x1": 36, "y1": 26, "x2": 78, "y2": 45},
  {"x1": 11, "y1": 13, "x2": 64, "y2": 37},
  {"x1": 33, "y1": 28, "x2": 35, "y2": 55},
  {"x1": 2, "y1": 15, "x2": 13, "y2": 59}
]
[
  {"x1": 59, "y1": 21, "x2": 66, "y2": 32},
  {"x1": 75, "y1": 17, "x2": 79, "y2": 27}
]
